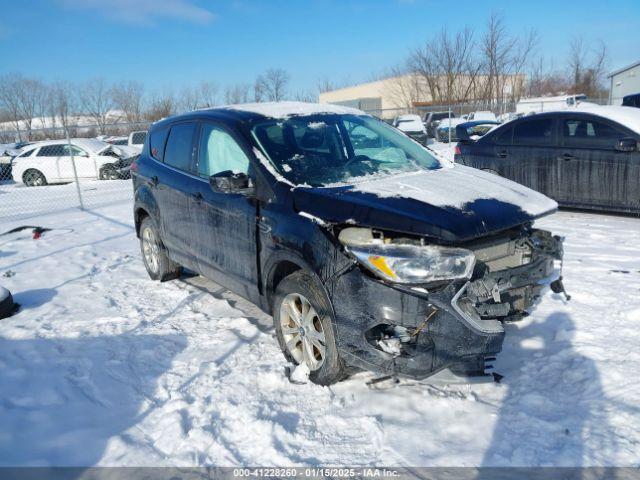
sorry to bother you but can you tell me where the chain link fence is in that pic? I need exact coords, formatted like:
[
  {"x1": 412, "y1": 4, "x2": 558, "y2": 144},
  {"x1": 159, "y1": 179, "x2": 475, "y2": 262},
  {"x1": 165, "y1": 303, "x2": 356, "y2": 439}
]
[{"x1": 0, "y1": 122, "x2": 149, "y2": 222}]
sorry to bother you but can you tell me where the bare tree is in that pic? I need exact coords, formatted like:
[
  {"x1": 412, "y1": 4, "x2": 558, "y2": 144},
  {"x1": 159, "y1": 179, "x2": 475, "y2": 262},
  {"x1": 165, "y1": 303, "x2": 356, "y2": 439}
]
[
  {"x1": 178, "y1": 85, "x2": 200, "y2": 112},
  {"x1": 317, "y1": 76, "x2": 337, "y2": 95},
  {"x1": 110, "y1": 81, "x2": 144, "y2": 123},
  {"x1": 0, "y1": 74, "x2": 26, "y2": 139},
  {"x1": 292, "y1": 90, "x2": 316, "y2": 102},
  {"x1": 254, "y1": 68, "x2": 290, "y2": 102},
  {"x1": 198, "y1": 81, "x2": 218, "y2": 108},
  {"x1": 384, "y1": 64, "x2": 424, "y2": 109},
  {"x1": 78, "y1": 78, "x2": 115, "y2": 133},
  {"x1": 49, "y1": 81, "x2": 77, "y2": 131},
  {"x1": 409, "y1": 27, "x2": 479, "y2": 105},
  {"x1": 224, "y1": 84, "x2": 251, "y2": 104},
  {"x1": 145, "y1": 90, "x2": 175, "y2": 122},
  {"x1": 567, "y1": 38, "x2": 608, "y2": 98}
]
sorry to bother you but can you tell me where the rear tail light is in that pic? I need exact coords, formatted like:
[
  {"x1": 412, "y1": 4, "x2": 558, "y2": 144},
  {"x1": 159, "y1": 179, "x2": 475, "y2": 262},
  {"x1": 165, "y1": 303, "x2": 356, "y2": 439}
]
[
  {"x1": 454, "y1": 146, "x2": 461, "y2": 156},
  {"x1": 130, "y1": 158, "x2": 139, "y2": 173}
]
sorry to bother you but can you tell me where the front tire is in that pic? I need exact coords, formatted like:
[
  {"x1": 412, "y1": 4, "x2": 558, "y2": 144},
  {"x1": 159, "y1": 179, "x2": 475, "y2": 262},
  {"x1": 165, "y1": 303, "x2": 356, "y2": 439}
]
[
  {"x1": 139, "y1": 217, "x2": 181, "y2": 281},
  {"x1": 273, "y1": 270, "x2": 346, "y2": 386},
  {"x1": 22, "y1": 169, "x2": 47, "y2": 187},
  {"x1": 99, "y1": 164, "x2": 119, "y2": 180}
]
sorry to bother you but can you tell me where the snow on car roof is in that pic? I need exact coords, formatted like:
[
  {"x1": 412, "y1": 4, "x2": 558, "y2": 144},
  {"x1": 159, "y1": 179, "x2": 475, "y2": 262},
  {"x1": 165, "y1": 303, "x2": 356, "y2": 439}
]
[
  {"x1": 223, "y1": 101, "x2": 366, "y2": 119},
  {"x1": 395, "y1": 114, "x2": 422, "y2": 121},
  {"x1": 25, "y1": 138, "x2": 111, "y2": 154},
  {"x1": 573, "y1": 105, "x2": 640, "y2": 135}
]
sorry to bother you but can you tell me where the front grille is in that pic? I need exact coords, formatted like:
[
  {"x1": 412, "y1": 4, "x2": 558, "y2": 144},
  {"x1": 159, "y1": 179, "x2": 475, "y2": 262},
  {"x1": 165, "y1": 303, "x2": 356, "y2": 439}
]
[{"x1": 471, "y1": 237, "x2": 532, "y2": 272}]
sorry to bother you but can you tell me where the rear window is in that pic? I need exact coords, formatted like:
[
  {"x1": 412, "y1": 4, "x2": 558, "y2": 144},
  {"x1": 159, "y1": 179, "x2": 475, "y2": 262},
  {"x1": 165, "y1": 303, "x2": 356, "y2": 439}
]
[
  {"x1": 164, "y1": 123, "x2": 196, "y2": 172},
  {"x1": 512, "y1": 118, "x2": 554, "y2": 146},
  {"x1": 37, "y1": 145, "x2": 65, "y2": 157},
  {"x1": 149, "y1": 127, "x2": 169, "y2": 161}
]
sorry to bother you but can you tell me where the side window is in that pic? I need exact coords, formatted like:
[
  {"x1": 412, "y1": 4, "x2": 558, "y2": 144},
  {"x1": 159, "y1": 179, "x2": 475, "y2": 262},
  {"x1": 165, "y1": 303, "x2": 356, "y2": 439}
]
[
  {"x1": 494, "y1": 126, "x2": 512, "y2": 145},
  {"x1": 562, "y1": 118, "x2": 627, "y2": 150},
  {"x1": 512, "y1": 118, "x2": 554, "y2": 146},
  {"x1": 37, "y1": 145, "x2": 65, "y2": 157},
  {"x1": 164, "y1": 123, "x2": 196, "y2": 172},
  {"x1": 198, "y1": 124, "x2": 250, "y2": 178},
  {"x1": 149, "y1": 126, "x2": 169, "y2": 161},
  {"x1": 62, "y1": 145, "x2": 86, "y2": 156},
  {"x1": 19, "y1": 148, "x2": 36, "y2": 157}
]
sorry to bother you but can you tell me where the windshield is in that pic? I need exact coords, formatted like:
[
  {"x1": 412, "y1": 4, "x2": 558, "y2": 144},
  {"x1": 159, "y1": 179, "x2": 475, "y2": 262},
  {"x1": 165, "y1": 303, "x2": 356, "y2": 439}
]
[{"x1": 251, "y1": 114, "x2": 441, "y2": 186}]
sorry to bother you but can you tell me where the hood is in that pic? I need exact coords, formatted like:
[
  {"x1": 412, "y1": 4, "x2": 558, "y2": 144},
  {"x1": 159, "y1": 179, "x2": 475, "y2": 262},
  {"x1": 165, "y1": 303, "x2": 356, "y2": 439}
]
[
  {"x1": 293, "y1": 164, "x2": 558, "y2": 242},
  {"x1": 97, "y1": 144, "x2": 140, "y2": 158}
]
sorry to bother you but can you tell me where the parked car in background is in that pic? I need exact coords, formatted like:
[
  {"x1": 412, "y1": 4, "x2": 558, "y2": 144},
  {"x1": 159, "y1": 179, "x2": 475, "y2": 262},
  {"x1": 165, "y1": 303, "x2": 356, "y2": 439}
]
[
  {"x1": 0, "y1": 142, "x2": 32, "y2": 179},
  {"x1": 132, "y1": 101, "x2": 564, "y2": 385},
  {"x1": 454, "y1": 106, "x2": 640, "y2": 214},
  {"x1": 515, "y1": 94, "x2": 594, "y2": 115},
  {"x1": 128, "y1": 130, "x2": 147, "y2": 152},
  {"x1": 11, "y1": 138, "x2": 139, "y2": 186},
  {"x1": 104, "y1": 135, "x2": 129, "y2": 146},
  {"x1": 434, "y1": 117, "x2": 466, "y2": 142},
  {"x1": 454, "y1": 120, "x2": 501, "y2": 141},
  {"x1": 497, "y1": 112, "x2": 524, "y2": 123},
  {"x1": 467, "y1": 111, "x2": 497, "y2": 122},
  {"x1": 392, "y1": 114, "x2": 427, "y2": 144},
  {"x1": 623, "y1": 93, "x2": 640, "y2": 108},
  {"x1": 424, "y1": 111, "x2": 456, "y2": 138}
]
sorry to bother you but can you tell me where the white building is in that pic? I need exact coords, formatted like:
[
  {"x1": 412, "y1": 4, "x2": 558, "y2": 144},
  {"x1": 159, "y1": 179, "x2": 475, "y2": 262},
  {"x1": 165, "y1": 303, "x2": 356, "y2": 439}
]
[{"x1": 608, "y1": 60, "x2": 640, "y2": 105}]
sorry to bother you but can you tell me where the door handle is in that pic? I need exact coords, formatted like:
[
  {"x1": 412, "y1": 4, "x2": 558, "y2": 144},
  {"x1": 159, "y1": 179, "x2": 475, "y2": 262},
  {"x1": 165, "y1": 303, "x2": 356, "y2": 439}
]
[
  {"x1": 190, "y1": 192, "x2": 203, "y2": 202},
  {"x1": 498, "y1": 150, "x2": 508, "y2": 158},
  {"x1": 150, "y1": 175, "x2": 159, "y2": 187},
  {"x1": 561, "y1": 153, "x2": 576, "y2": 161}
]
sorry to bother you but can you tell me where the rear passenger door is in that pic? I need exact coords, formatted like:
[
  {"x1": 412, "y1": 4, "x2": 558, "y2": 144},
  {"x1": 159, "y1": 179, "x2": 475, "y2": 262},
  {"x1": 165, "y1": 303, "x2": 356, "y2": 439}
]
[
  {"x1": 496, "y1": 117, "x2": 557, "y2": 196},
  {"x1": 155, "y1": 121, "x2": 201, "y2": 263},
  {"x1": 558, "y1": 115, "x2": 639, "y2": 209},
  {"x1": 35, "y1": 145, "x2": 66, "y2": 182},
  {"x1": 189, "y1": 121, "x2": 259, "y2": 300}
]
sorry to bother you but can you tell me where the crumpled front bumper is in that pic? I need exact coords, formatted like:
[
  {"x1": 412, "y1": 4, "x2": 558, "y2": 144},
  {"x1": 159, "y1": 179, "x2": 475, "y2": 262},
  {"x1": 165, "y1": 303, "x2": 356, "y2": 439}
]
[{"x1": 326, "y1": 230, "x2": 564, "y2": 380}]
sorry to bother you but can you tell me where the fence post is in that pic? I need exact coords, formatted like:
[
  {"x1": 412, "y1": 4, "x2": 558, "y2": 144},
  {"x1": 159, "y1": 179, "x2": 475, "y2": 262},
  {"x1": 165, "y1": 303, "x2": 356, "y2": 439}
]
[
  {"x1": 65, "y1": 128, "x2": 84, "y2": 211},
  {"x1": 448, "y1": 105, "x2": 452, "y2": 144}
]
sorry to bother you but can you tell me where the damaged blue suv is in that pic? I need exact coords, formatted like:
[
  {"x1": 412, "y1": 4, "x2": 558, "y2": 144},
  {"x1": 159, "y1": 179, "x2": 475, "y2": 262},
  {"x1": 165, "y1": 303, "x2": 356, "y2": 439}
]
[{"x1": 132, "y1": 102, "x2": 564, "y2": 385}]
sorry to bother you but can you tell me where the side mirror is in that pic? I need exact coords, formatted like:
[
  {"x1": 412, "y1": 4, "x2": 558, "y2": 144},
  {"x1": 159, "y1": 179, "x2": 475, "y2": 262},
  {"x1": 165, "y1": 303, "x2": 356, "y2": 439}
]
[
  {"x1": 616, "y1": 138, "x2": 637, "y2": 152},
  {"x1": 209, "y1": 170, "x2": 252, "y2": 193}
]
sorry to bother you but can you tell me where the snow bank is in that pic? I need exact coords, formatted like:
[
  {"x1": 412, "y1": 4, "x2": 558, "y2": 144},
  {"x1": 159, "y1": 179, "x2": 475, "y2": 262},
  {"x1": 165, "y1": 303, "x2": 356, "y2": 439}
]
[
  {"x1": 224, "y1": 101, "x2": 366, "y2": 119},
  {"x1": 1, "y1": 201, "x2": 639, "y2": 467}
]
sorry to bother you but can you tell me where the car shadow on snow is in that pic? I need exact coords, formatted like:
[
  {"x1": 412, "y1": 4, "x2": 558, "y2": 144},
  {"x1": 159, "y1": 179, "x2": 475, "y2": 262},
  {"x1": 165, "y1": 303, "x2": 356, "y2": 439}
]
[
  {"x1": 480, "y1": 311, "x2": 617, "y2": 472},
  {"x1": 0, "y1": 333, "x2": 187, "y2": 467}
]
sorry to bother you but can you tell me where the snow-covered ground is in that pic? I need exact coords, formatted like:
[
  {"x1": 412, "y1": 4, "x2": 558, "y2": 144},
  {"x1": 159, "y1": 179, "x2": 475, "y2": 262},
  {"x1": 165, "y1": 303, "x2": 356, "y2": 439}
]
[{"x1": 1, "y1": 190, "x2": 639, "y2": 467}]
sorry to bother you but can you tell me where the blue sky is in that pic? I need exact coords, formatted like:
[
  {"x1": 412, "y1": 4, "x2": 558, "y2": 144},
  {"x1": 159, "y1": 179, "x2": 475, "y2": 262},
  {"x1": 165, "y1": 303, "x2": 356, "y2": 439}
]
[{"x1": 1, "y1": 0, "x2": 639, "y2": 96}]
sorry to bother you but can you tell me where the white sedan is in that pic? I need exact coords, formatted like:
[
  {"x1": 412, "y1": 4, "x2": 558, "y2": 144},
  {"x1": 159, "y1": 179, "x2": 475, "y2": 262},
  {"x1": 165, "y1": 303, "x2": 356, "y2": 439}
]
[{"x1": 11, "y1": 138, "x2": 139, "y2": 187}]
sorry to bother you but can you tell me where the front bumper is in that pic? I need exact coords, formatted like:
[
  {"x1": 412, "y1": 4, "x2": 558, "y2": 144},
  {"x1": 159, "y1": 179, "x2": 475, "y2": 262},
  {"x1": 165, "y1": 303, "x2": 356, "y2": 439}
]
[{"x1": 326, "y1": 231, "x2": 563, "y2": 380}]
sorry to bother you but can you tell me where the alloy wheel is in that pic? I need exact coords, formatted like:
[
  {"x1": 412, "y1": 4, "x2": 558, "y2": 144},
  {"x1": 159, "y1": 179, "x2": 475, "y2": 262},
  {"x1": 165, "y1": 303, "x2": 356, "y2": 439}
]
[
  {"x1": 141, "y1": 227, "x2": 160, "y2": 275},
  {"x1": 279, "y1": 293, "x2": 326, "y2": 371}
]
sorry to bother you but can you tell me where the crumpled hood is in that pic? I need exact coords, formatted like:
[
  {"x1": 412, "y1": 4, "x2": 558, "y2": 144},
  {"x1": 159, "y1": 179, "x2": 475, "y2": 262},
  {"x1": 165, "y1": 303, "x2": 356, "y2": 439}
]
[{"x1": 293, "y1": 164, "x2": 558, "y2": 242}]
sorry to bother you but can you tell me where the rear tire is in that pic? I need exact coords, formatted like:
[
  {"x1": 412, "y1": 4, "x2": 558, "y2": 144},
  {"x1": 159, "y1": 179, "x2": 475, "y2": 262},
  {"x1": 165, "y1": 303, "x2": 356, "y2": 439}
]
[
  {"x1": 139, "y1": 217, "x2": 182, "y2": 282},
  {"x1": 273, "y1": 270, "x2": 346, "y2": 386},
  {"x1": 22, "y1": 169, "x2": 47, "y2": 187}
]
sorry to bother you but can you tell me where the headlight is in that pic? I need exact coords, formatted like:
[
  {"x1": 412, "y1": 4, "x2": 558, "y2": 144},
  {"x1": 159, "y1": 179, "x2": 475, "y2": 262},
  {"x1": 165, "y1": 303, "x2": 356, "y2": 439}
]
[{"x1": 339, "y1": 228, "x2": 475, "y2": 284}]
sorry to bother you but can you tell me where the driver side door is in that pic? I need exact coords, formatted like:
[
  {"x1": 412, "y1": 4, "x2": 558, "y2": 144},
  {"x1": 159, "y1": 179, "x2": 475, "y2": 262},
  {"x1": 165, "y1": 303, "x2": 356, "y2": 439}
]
[{"x1": 190, "y1": 121, "x2": 259, "y2": 301}]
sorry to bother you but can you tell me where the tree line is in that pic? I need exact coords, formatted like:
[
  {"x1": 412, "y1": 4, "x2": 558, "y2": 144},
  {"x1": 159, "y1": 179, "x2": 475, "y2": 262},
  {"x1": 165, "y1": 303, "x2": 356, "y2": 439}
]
[
  {"x1": 387, "y1": 13, "x2": 609, "y2": 109},
  {"x1": 0, "y1": 68, "x2": 323, "y2": 140}
]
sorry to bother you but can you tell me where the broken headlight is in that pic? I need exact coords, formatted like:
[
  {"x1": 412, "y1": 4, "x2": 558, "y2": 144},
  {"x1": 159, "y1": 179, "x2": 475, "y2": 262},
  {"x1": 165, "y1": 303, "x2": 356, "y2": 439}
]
[{"x1": 339, "y1": 227, "x2": 475, "y2": 284}]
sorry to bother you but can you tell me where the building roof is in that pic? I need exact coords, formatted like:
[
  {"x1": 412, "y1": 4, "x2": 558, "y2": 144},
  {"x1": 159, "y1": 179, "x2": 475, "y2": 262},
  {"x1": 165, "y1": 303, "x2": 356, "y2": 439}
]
[{"x1": 607, "y1": 60, "x2": 640, "y2": 78}]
